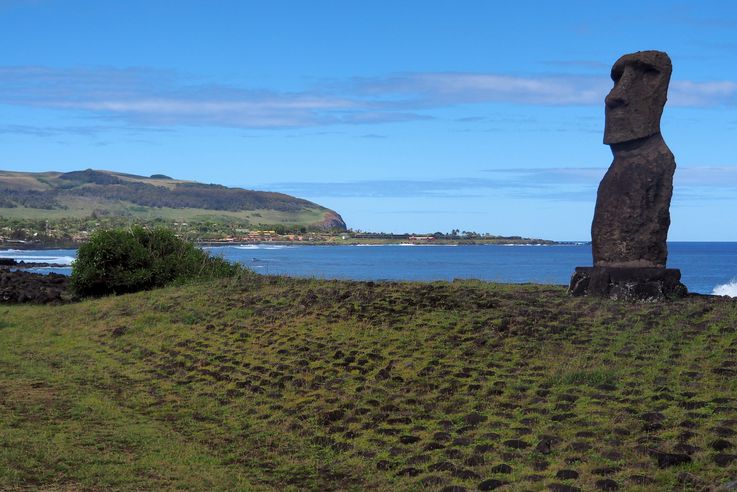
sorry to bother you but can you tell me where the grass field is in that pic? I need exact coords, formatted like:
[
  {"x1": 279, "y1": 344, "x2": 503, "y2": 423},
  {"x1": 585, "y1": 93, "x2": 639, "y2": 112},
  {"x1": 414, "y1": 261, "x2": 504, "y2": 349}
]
[
  {"x1": 1, "y1": 277, "x2": 737, "y2": 490},
  {"x1": 0, "y1": 199, "x2": 328, "y2": 225}
]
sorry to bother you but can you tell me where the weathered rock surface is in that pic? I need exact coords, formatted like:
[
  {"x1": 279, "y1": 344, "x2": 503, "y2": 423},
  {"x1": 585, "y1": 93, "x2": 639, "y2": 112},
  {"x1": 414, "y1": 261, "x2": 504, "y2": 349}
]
[
  {"x1": 0, "y1": 258, "x2": 67, "y2": 269},
  {"x1": 570, "y1": 50, "x2": 687, "y2": 299},
  {"x1": 569, "y1": 266, "x2": 686, "y2": 301},
  {"x1": 318, "y1": 211, "x2": 347, "y2": 231},
  {"x1": 592, "y1": 134, "x2": 675, "y2": 268},
  {"x1": 0, "y1": 270, "x2": 72, "y2": 304}
]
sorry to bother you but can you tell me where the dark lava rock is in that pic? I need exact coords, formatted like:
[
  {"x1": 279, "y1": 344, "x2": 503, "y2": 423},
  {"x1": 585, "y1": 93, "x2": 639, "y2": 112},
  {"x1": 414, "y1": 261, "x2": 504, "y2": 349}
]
[
  {"x1": 673, "y1": 442, "x2": 699, "y2": 455},
  {"x1": 444, "y1": 449, "x2": 463, "y2": 460},
  {"x1": 595, "y1": 479, "x2": 619, "y2": 491},
  {"x1": 489, "y1": 463, "x2": 512, "y2": 474},
  {"x1": 478, "y1": 479, "x2": 507, "y2": 491},
  {"x1": 399, "y1": 435, "x2": 420, "y2": 445},
  {"x1": 407, "y1": 454, "x2": 430, "y2": 465},
  {"x1": 0, "y1": 270, "x2": 71, "y2": 304},
  {"x1": 424, "y1": 442, "x2": 446, "y2": 451},
  {"x1": 452, "y1": 437, "x2": 471, "y2": 446},
  {"x1": 502, "y1": 439, "x2": 530, "y2": 449},
  {"x1": 569, "y1": 441, "x2": 591, "y2": 452},
  {"x1": 641, "y1": 411, "x2": 665, "y2": 423},
  {"x1": 536, "y1": 436, "x2": 559, "y2": 454},
  {"x1": 375, "y1": 460, "x2": 393, "y2": 470},
  {"x1": 600, "y1": 450, "x2": 623, "y2": 461},
  {"x1": 463, "y1": 412, "x2": 487, "y2": 426},
  {"x1": 451, "y1": 468, "x2": 479, "y2": 480},
  {"x1": 713, "y1": 426, "x2": 737, "y2": 437},
  {"x1": 440, "y1": 486, "x2": 467, "y2": 492},
  {"x1": 111, "y1": 326, "x2": 128, "y2": 337},
  {"x1": 714, "y1": 453, "x2": 737, "y2": 467},
  {"x1": 464, "y1": 454, "x2": 484, "y2": 467},
  {"x1": 648, "y1": 449, "x2": 691, "y2": 468},
  {"x1": 711, "y1": 439, "x2": 734, "y2": 451},
  {"x1": 474, "y1": 444, "x2": 494, "y2": 454},
  {"x1": 548, "y1": 484, "x2": 581, "y2": 492},
  {"x1": 321, "y1": 409, "x2": 344, "y2": 423},
  {"x1": 555, "y1": 469, "x2": 579, "y2": 480},
  {"x1": 433, "y1": 431, "x2": 452, "y2": 442}
]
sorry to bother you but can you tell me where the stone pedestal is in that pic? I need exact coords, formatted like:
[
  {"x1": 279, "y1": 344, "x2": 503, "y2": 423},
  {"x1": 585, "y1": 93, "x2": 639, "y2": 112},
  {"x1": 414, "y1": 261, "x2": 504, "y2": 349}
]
[{"x1": 569, "y1": 266, "x2": 687, "y2": 301}]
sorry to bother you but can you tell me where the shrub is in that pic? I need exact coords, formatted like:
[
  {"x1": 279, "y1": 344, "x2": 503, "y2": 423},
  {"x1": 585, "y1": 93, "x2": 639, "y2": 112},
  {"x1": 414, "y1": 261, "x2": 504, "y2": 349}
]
[{"x1": 70, "y1": 226, "x2": 241, "y2": 297}]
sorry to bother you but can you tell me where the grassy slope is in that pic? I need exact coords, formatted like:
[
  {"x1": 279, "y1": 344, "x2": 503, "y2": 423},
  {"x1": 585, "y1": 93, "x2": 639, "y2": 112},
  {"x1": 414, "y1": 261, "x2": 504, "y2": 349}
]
[
  {"x1": 1, "y1": 278, "x2": 737, "y2": 491},
  {"x1": 0, "y1": 170, "x2": 333, "y2": 228},
  {"x1": 0, "y1": 200, "x2": 327, "y2": 225}
]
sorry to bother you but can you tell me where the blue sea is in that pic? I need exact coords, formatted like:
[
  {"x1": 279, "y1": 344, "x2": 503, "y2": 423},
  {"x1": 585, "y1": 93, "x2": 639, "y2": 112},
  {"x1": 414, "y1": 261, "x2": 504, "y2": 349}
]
[{"x1": 3, "y1": 242, "x2": 737, "y2": 296}]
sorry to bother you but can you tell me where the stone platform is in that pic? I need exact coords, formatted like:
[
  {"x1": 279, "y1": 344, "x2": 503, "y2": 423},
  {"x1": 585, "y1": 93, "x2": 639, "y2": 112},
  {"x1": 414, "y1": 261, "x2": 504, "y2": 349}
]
[{"x1": 569, "y1": 266, "x2": 687, "y2": 301}]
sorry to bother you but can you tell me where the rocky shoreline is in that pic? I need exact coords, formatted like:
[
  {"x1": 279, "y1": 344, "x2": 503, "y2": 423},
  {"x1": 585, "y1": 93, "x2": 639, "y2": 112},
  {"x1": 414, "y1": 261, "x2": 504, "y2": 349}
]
[
  {"x1": 0, "y1": 258, "x2": 68, "y2": 269},
  {"x1": 0, "y1": 260, "x2": 73, "y2": 304}
]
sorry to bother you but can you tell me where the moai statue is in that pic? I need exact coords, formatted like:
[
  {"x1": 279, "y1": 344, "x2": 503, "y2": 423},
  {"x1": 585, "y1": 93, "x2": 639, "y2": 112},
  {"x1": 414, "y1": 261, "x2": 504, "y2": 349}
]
[{"x1": 569, "y1": 50, "x2": 687, "y2": 300}]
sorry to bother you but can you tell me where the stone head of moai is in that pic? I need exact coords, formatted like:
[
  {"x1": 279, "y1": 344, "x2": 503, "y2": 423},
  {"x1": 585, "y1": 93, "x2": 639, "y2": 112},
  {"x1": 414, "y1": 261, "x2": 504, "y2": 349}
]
[{"x1": 603, "y1": 50, "x2": 672, "y2": 145}]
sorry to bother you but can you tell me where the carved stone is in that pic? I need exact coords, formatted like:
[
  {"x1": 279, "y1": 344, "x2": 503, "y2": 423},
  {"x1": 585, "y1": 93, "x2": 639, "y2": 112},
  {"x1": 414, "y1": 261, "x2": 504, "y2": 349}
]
[{"x1": 570, "y1": 50, "x2": 687, "y2": 300}]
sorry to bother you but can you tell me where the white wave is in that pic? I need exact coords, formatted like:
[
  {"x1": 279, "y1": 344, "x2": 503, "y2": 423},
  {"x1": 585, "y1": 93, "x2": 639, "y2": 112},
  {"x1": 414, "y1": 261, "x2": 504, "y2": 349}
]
[
  {"x1": 500, "y1": 243, "x2": 547, "y2": 247},
  {"x1": 231, "y1": 244, "x2": 294, "y2": 250},
  {"x1": 713, "y1": 280, "x2": 737, "y2": 297}
]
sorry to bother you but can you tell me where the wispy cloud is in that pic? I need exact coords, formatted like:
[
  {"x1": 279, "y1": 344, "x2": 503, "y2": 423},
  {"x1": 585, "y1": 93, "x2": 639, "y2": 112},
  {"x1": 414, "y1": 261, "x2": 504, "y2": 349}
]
[
  {"x1": 268, "y1": 171, "x2": 600, "y2": 201},
  {"x1": 1, "y1": 65, "x2": 736, "y2": 130},
  {"x1": 268, "y1": 166, "x2": 737, "y2": 202},
  {"x1": 540, "y1": 59, "x2": 610, "y2": 70},
  {"x1": 0, "y1": 123, "x2": 173, "y2": 137}
]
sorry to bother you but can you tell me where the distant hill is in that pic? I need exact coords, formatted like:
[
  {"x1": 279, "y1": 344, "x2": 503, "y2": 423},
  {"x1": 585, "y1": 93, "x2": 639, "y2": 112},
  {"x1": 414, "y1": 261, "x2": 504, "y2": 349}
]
[{"x1": 0, "y1": 169, "x2": 346, "y2": 230}]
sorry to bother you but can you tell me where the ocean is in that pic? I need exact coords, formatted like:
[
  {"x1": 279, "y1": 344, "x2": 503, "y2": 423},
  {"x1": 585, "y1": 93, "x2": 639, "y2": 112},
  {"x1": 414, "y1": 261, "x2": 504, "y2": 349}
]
[{"x1": 3, "y1": 242, "x2": 737, "y2": 296}]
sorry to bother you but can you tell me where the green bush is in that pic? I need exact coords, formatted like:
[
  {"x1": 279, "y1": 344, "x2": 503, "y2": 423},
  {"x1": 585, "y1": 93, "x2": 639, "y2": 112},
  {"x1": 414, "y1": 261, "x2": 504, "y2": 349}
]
[{"x1": 71, "y1": 226, "x2": 241, "y2": 297}]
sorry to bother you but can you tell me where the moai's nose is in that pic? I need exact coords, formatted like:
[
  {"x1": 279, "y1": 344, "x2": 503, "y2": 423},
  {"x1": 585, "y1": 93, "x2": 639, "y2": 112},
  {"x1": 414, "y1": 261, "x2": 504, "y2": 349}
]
[
  {"x1": 605, "y1": 68, "x2": 631, "y2": 109},
  {"x1": 605, "y1": 84, "x2": 628, "y2": 108}
]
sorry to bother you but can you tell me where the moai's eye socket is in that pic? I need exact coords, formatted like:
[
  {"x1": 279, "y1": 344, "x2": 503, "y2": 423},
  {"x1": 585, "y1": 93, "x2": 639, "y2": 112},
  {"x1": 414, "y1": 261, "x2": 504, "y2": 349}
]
[{"x1": 642, "y1": 66, "x2": 661, "y2": 87}]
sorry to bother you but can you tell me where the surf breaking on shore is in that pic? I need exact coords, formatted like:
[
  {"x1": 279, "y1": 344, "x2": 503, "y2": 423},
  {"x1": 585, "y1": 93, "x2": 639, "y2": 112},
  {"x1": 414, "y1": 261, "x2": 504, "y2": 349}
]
[{"x1": 713, "y1": 279, "x2": 737, "y2": 297}]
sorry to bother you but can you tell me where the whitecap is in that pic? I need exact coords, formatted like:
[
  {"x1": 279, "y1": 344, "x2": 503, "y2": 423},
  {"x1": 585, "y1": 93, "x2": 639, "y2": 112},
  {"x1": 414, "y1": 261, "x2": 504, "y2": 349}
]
[{"x1": 712, "y1": 279, "x2": 737, "y2": 297}]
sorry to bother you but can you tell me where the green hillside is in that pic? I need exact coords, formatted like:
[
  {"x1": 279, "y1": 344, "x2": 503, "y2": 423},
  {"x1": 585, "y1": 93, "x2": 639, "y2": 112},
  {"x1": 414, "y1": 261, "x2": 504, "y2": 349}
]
[
  {"x1": 0, "y1": 169, "x2": 346, "y2": 232},
  {"x1": 1, "y1": 277, "x2": 736, "y2": 490}
]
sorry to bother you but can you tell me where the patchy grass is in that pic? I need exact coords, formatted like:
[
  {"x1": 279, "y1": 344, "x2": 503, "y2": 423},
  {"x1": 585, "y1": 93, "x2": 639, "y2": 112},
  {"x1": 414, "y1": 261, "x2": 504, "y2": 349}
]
[{"x1": 1, "y1": 278, "x2": 737, "y2": 491}]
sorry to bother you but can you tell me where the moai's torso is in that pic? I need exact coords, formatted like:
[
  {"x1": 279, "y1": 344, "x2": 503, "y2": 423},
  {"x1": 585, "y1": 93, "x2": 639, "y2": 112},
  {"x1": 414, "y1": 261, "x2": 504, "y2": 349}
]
[{"x1": 592, "y1": 133, "x2": 675, "y2": 267}]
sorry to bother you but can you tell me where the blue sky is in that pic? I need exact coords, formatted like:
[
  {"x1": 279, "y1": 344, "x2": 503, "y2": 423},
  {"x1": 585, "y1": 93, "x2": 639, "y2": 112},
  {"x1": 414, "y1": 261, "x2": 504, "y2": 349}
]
[{"x1": 1, "y1": 0, "x2": 736, "y2": 240}]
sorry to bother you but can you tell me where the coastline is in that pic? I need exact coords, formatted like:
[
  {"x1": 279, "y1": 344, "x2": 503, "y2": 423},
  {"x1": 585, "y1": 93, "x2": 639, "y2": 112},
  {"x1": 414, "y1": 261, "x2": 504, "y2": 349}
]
[{"x1": 1, "y1": 238, "x2": 577, "y2": 251}]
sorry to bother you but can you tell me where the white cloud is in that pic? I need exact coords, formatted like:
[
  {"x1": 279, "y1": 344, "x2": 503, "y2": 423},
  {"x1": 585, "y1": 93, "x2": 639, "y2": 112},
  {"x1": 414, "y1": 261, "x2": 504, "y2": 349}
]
[{"x1": 0, "y1": 65, "x2": 735, "y2": 129}]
